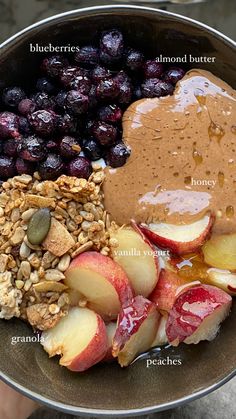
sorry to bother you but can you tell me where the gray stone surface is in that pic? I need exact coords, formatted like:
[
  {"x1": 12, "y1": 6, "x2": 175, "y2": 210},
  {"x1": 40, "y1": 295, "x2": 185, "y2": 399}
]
[{"x1": 0, "y1": 0, "x2": 235, "y2": 418}]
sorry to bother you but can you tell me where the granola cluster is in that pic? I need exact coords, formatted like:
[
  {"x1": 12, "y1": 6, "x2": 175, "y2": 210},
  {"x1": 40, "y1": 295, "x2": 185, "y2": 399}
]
[{"x1": 0, "y1": 166, "x2": 119, "y2": 330}]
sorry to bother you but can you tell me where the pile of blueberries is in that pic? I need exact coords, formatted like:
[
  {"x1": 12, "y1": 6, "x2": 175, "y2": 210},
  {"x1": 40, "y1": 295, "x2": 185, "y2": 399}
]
[{"x1": 0, "y1": 29, "x2": 185, "y2": 181}]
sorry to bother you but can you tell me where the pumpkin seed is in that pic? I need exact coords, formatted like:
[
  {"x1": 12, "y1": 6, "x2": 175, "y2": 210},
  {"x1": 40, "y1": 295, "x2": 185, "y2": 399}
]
[{"x1": 27, "y1": 208, "x2": 51, "y2": 245}]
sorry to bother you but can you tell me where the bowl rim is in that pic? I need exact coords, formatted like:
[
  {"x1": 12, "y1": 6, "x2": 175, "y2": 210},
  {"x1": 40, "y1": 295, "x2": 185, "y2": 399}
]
[
  {"x1": 0, "y1": 3, "x2": 236, "y2": 417},
  {"x1": 1, "y1": 368, "x2": 236, "y2": 417},
  {"x1": 0, "y1": 3, "x2": 235, "y2": 49}
]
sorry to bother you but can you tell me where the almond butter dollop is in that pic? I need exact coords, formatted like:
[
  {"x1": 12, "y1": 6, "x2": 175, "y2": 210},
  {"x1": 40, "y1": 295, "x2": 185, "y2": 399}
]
[{"x1": 104, "y1": 69, "x2": 236, "y2": 234}]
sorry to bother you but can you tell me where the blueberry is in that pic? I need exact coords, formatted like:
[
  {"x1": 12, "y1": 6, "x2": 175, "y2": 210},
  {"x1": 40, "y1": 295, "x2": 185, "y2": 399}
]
[
  {"x1": 97, "y1": 104, "x2": 122, "y2": 123},
  {"x1": 57, "y1": 113, "x2": 78, "y2": 135},
  {"x1": 118, "y1": 81, "x2": 133, "y2": 105},
  {"x1": 92, "y1": 121, "x2": 118, "y2": 146},
  {"x1": 38, "y1": 154, "x2": 65, "y2": 180},
  {"x1": 29, "y1": 110, "x2": 57, "y2": 136},
  {"x1": 2, "y1": 87, "x2": 26, "y2": 108},
  {"x1": 113, "y1": 72, "x2": 133, "y2": 104},
  {"x1": 68, "y1": 156, "x2": 92, "y2": 179},
  {"x1": 46, "y1": 139, "x2": 58, "y2": 151},
  {"x1": 36, "y1": 77, "x2": 57, "y2": 94},
  {"x1": 99, "y1": 51, "x2": 113, "y2": 66},
  {"x1": 17, "y1": 135, "x2": 46, "y2": 161},
  {"x1": 60, "y1": 66, "x2": 84, "y2": 88},
  {"x1": 0, "y1": 112, "x2": 20, "y2": 140},
  {"x1": 32, "y1": 92, "x2": 55, "y2": 110},
  {"x1": 70, "y1": 75, "x2": 91, "y2": 95},
  {"x1": 141, "y1": 78, "x2": 174, "y2": 98},
  {"x1": 74, "y1": 46, "x2": 99, "y2": 67},
  {"x1": 105, "y1": 142, "x2": 130, "y2": 168},
  {"x1": 66, "y1": 90, "x2": 89, "y2": 114},
  {"x1": 83, "y1": 138, "x2": 103, "y2": 161},
  {"x1": 16, "y1": 158, "x2": 34, "y2": 175},
  {"x1": 19, "y1": 117, "x2": 32, "y2": 135},
  {"x1": 163, "y1": 67, "x2": 186, "y2": 85},
  {"x1": 0, "y1": 156, "x2": 16, "y2": 178},
  {"x1": 85, "y1": 119, "x2": 96, "y2": 136},
  {"x1": 113, "y1": 70, "x2": 130, "y2": 84},
  {"x1": 133, "y1": 85, "x2": 143, "y2": 100},
  {"x1": 59, "y1": 136, "x2": 81, "y2": 159},
  {"x1": 88, "y1": 85, "x2": 98, "y2": 109},
  {"x1": 55, "y1": 91, "x2": 67, "y2": 110},
  {"x1": 143, "y1": 60, "x2": 164, "y2": 78},
  {"x1": 18, "y1": 99, "x2": 36, "y2": 115},
  {"x1": 41, "y1": 55, "x2": 69, "y2": 78},
  {"x1": 3, "y1": 138, "x2": 18, "y2": 157},
  {"x1": 100, "y1": 30, "x2": 124, "y2": 64},
  {"x1": 91, "y1": 65, "x2": 111, "y2": 83},
  {"x1": 96, "y1": 79, "x2": 119, "y2": 101},
  {"x1": 126, "y1": 49, "x2": 144, "y2": 71}
]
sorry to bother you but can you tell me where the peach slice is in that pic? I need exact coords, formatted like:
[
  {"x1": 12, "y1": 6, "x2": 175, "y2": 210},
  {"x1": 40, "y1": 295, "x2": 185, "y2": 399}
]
[
  {"x1": 166, "y1": 284, "x2": 232, "y2": 346},
  {"x1": 149, "y1": 269, "x2": 187, "y2": 312},
  {"x1": 112, "y1": 295, "x2": 160, "y2": 367},
  {"x1": 104, "y1": 322, "x2": 117, "y2": 362},
  {"x1": 140, "y1": 214, "x2": 214, "y2": 255},
  {"x1": 64, "y1": 252, "x2": 134, "y2": 320},
  {"x1": 110, "y1": 226, "x2": 160, "y2": 297},
  {"x1": 207, "y1": 268, "x2": 236, "y2": 296},
  {"x1": 151, "y1": 314, "x2": 168, "y2": 347},
  {"x1": 42, "y1": 307, "x2": 108, "y2": 372},
  {"x1": 203, "y1": 233, "x2": 236, "y2": 270}
]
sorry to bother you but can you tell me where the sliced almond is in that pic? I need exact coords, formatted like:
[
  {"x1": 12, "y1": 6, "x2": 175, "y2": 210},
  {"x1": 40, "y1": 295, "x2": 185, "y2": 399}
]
[
  {"x1": 43, "y1": 218, "x2": 75, "y2": 257},
  {"x1": 33, "y1": 281, "x2": 68, "y2": 293},
  {"x1": 25, "y1": 194, "x2": 55, "y2": 208}
]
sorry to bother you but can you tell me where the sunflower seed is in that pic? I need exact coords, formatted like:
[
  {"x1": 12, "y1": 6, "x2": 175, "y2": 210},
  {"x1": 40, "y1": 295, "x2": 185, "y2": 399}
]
[{"x1": 45, "y1": 269, "x2": 65, "y2": 282}]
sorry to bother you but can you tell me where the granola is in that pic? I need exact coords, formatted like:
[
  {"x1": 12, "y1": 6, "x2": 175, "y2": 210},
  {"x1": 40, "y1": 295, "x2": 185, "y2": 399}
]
[
  {"x1": 0, "y1": 272, "x2": 22, "y2": 320},
  {"x1": 0, "y1": 168, "x2": 119, "y2": 330}
]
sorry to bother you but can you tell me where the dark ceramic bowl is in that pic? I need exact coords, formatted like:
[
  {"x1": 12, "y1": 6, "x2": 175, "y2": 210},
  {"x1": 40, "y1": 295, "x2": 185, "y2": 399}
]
[{"x1": 0, "y1": 5, "x2": 236, "y2": 417}]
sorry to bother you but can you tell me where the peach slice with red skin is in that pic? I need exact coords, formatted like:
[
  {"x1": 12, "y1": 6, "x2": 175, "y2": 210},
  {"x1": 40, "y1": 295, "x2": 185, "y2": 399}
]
[
  {"x1": 64, "y1": 251, "x2": 134, "y2": 320},
  {"x1": 140, "y1": 214, "x2": 214, "y2": 255},
  {"x1": 110, "y1": 224, "x2": 160, "y2": 297},
  {"x1": 166, "y1": 284, "x2": 232, "y2": 346},
  {"x1": 149, "y1": 269, "x2": 187, "y2": 312},
  {"x1": 42, "y1": 307, "x2": 108, "y2": 372},
  {"x1": 112, "y1": 295, "x2": 160, "y2": 367}
]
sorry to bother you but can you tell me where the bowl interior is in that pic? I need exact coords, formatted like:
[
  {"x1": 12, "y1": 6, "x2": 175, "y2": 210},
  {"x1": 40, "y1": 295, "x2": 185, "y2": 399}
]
[{"x1": 0, "y1": 6, "x2": 236, "y2": 416}]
